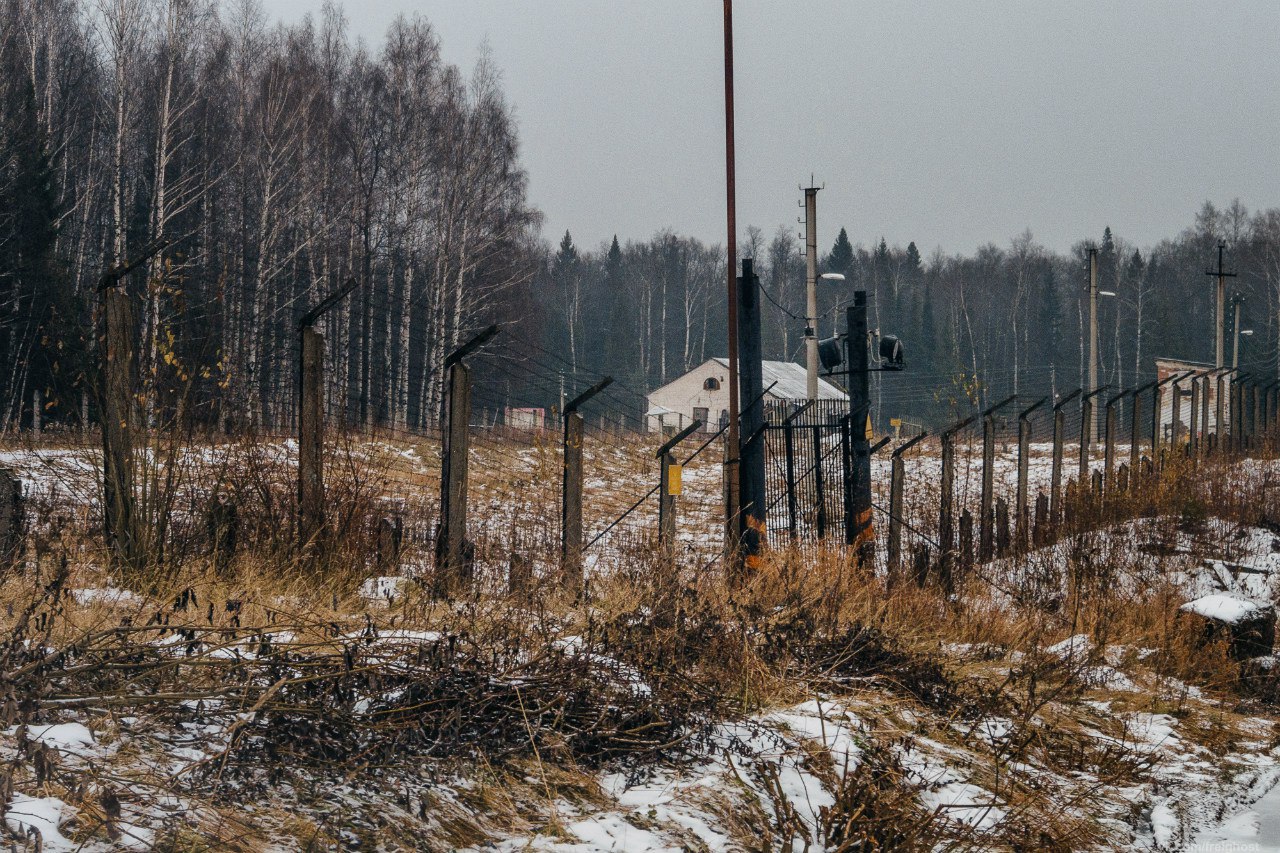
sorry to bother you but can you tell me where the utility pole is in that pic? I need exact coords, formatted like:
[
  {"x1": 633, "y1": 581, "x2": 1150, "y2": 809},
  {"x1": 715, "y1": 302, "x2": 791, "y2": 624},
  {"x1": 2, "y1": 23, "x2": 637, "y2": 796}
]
[
  {"x1": 1088, "y1": 247, "x2": 1100, "y2": 444},
  {"x1": 722, "y1": 0, "x2": 740, "y2": 555},
  {"x1": 1206, "y1": 242, "x2": 1237, "y2": 369},
  {"x1": 1231, "y1": 293, "x2": 1245, "y2": 370},
  {"x1": 804, "y1": 183, "x2": 820, "y2": 399}
]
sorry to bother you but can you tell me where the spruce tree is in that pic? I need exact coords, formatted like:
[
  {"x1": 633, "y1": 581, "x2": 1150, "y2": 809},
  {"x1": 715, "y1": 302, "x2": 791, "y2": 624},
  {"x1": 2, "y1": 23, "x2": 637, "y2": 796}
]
[{"x1": 826, "y1": 227, "x2": 854, "y2": 278}]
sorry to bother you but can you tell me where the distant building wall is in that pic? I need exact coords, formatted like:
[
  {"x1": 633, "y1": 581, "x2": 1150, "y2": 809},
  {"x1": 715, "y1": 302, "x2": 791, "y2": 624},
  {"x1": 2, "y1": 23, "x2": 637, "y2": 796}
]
[{"x1": 1154, "y1": 358, "x2": 1225, "y2": 443}]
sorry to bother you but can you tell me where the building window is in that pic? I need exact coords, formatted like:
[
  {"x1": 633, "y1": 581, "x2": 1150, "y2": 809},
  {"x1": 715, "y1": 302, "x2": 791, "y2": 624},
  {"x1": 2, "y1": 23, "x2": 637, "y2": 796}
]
[
  {"x1": 693, "y1": 407, "x2": 709, "y2": 428},
  {"x1": 720, "y1": 409, "x2": 729, "y2": 429},
  {"x1": 704, "y1": 377, "x2": 720, "y2": 391}
]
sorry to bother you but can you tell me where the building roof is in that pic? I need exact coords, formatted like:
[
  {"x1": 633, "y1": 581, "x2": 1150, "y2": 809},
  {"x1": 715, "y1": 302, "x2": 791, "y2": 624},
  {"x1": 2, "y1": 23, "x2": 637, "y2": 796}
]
[{"x1": 708, "y1": 358, "x2": 847, "y2": 401}]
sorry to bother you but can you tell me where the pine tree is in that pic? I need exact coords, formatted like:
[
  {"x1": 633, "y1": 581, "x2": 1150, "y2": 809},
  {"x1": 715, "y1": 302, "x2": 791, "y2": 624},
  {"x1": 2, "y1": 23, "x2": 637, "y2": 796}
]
[{"x1": 826, "y1": 227, "x2": 854, "y2": 278}]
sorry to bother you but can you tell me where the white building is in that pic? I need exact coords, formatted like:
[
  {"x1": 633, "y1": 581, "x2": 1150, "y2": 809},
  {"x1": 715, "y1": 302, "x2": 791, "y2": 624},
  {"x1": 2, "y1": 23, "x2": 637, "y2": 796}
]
[
  {"x1": 644, "y1": 358, "x2": 847, "y2": 432},
  {"x1": 1155, "y1": 357, "x2": 1228, "y2": 443}
]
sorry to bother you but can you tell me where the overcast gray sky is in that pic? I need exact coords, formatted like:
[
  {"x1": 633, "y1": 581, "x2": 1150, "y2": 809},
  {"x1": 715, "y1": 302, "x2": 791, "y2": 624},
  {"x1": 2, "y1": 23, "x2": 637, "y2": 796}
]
[{"x1": 261, "y1": 0, "x2": 1279, "y2": 256}]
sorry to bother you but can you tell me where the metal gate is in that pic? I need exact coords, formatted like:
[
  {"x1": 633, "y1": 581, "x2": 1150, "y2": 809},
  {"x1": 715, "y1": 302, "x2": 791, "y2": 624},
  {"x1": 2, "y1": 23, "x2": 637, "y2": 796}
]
[{"x1": 763, "y1": 400, "x2": 853, "y2": 543}]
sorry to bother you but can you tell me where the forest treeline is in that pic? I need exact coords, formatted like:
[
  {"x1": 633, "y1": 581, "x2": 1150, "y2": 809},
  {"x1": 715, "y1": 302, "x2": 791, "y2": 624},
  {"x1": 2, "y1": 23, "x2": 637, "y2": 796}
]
[
  {"x1": 3, "y1": 0, "x2": 1280, "y2": 434},
  {"x1": 544, "y1": 202, "x2": 1280, "y2": 428}
]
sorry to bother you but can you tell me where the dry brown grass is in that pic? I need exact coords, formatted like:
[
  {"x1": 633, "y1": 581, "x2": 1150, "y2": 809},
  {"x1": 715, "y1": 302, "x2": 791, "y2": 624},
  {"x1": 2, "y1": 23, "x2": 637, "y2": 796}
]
[{"x1": 4, "y1": 429, "x2": 1280, "y2": 848}]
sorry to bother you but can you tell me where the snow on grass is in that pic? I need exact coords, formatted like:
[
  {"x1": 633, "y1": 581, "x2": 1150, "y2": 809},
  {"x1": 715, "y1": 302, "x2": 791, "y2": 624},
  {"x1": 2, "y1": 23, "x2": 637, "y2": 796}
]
[
  {"x1": 25, "y1": 721, "x2": 95, "y2": 753},
  {"x1": 71, "y1": 586, "x2": 144, "y2": 607},
  {"x1": 1181, "y1": 592, "x2": 1270, "y2": 624},
  {"x1": 4, "y1": 793, "x2": 74, "y2": 850}
]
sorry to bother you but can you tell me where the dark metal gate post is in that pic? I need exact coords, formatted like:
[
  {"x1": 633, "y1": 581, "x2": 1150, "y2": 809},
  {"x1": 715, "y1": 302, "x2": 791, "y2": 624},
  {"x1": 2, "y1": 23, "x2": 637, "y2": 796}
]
[
  {"x1": 1016, "y1": 397, "x2": 1047, "y2": 550},
  {"x1": 1051, "y1": 389, "x2": 1082, "y2": 524},
  {"x1": 847, "y1": 293, "x2": 873, "y2": 547},
  {"x1": 781, "y1": 401, "x2": 813, "y2": 541},
  {"x1": 562, "y1": 377, "x2": 611, "y2": 595},
  {"x1": 784, "y1": 419, "x2": 797, "y2": 539},
  {"x1": 812, "y1": 425, "x2": 827, "y2": 538},
  {"x1": 841, "y1": 414, "x2": 855, "y2": 545},
  {"x1": 737, "y1": 258, "x2": 767, "y2": 568}
]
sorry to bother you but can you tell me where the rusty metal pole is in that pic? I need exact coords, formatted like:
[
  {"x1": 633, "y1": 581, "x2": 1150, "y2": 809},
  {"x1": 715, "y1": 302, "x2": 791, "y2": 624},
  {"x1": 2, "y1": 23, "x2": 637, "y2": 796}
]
[{"x1": 722, "y1": 0, "x2": 741, "y2": 562}]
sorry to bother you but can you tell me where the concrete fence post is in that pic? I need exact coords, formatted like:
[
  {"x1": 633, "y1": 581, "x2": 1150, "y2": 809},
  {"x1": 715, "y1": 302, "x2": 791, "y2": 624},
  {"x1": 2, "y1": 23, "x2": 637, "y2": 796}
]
[
  {"x1": 1051, "y1": 389, "x2": 1082, "y2": 526},
  {"x1": 979, "y1": 395, "x2": 1015, "y2": 561},
  {"x1": 889, "y1": 432, "x2": 928, "y2": 583},
  {"x1": 561, "y1": 377, "x2": 611, "y2": 596},
  {"x1": 0, "y1": 468, "x2": 22, "y2": 572},
  {"x1": 435, "y1": 325, "x2": 498, "y2": 598},
  {"x1": 1016, "y1": 398, "x2": 1047, "y2": 550}
]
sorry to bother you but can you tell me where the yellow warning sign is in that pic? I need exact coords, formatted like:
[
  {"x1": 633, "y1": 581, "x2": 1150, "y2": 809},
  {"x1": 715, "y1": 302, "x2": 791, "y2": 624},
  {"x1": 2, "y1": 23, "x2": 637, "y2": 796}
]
[{"x1": 667, "y1": 464, "x2": 683, "y2": 496}]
